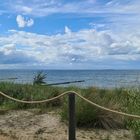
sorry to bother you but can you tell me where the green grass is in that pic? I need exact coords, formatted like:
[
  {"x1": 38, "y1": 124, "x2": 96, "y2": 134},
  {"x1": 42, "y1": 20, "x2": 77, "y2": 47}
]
[
  {"x1": 61, "y1": 89, "x2": 124, "y2": 129},
  {"x1": 0, "y1": 82, "x2": 140, "y2": 139},
  {"x1": 0, "y1": 82, "x2": 65, "y2": 109}
]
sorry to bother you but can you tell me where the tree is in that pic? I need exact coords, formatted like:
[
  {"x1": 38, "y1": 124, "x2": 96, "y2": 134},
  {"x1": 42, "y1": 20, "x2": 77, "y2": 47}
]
[{"x1": 33, "y1": 71, "x2": 47, "y2": 85}]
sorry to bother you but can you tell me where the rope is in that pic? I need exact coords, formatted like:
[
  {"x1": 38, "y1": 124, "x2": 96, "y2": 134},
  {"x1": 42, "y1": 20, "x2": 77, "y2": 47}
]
[
  {"x1": 0, "y1": 91, "x2": 68, "y2": 104},
  {"x1": 0, "y1": 90, "x2": 140, "y2": 119}
]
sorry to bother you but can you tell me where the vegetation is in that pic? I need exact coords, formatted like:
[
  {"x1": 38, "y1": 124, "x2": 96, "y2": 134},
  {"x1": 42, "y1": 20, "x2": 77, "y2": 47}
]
[
  {"x1": 0, "y1": 82, "x2": 63, "y2": 109},
  {"x1": 0, "y1": 82, "x2": 140, "y2": 139},
  {"x1": 33, "y1": 71, "x2": 47, "y2": 85},
  {"x1": 61, "y1": 88, "x2": 124, "y2": 129}
]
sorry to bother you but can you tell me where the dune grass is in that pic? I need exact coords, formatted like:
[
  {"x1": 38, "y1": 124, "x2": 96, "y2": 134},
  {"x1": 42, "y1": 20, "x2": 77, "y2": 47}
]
[{"x1": 0, "y1": 82, "x2": 140, "y2": 139}]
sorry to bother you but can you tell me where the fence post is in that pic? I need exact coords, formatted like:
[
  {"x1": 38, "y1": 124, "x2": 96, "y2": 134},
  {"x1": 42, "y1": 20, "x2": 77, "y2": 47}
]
[{"x1": 68, "y1": 92, "x2": 76, "y2": 140}]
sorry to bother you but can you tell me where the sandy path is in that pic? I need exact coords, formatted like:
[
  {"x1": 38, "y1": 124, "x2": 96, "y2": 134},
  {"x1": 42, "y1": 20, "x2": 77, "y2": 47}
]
[
  {"x1": 0, "y1": 109, "x2": 134, "y2": 140},
  {"x1": 0, "y1": 136, "x2": 14, "y2": 140}
]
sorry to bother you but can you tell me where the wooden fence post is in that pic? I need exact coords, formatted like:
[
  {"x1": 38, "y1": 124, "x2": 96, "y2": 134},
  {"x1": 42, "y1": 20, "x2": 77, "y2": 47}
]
[{"x1": 68, "y1": 93, "x2": 76, "y2": 140}]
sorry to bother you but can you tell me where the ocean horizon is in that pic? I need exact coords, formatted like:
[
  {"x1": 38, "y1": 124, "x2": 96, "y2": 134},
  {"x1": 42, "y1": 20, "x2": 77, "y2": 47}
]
[{"x1": 0, "y1": 69, "x2": 140, "y2": 88}]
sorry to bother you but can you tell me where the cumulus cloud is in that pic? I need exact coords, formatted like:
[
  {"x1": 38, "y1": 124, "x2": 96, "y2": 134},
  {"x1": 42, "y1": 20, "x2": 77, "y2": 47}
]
[
  {"x1": 0, "y1": 43, "x2": 37, "y2": 65},
  {"x1": 16, "y1": 15, "x2": 25, "y2": 27},
  {"x1": 65, "y1": 26, "x2": 71, "y2": 34},
  {"x1": 0, "y1": 44, "x2": 16, "y2": 55},
  {"x1": 26, "y1": 18, "x2": 34, "y2": 27},
  {"x1": 16, "y1": 15, "x2": 34, "y2": 28},
  {"x1": 0, "y1": 27, "x2": 140, "y2": 68}
]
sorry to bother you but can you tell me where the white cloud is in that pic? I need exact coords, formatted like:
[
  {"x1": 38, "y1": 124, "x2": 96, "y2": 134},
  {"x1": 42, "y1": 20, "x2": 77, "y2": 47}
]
[
  {"x1": 0, "y1": 0, "x2": 139, "y2": 17},
  {"x1": 64, "y1": 26, "x2": 71, "y2": 34},
  {"x1": 1, "y1": 0, "x2": 140, "y2": 36},
  {"x1": 0, "y1": 44, "x2": 16, "y2": 55},
  {"x1": 0, "y1": 44, "x2": 37, "y2": 65},
  {"x1": 89, "y1": 23, "x2": 105, "y2": 30},
  {"x1": 16, "y1": 15, "x2": 34, "y2": 28},
  {"x1": 21, "y1": 6, "x2": 32, "y2": 13},
  {"x1": 26, "y1": 18, "x2": 34, "y2": 27},
  {"x1": 0, "y1": 27, "x2": 140, "y2": 68},
  {"x1": 16, "y1": 15, "x2": 26, "y2": 27}
]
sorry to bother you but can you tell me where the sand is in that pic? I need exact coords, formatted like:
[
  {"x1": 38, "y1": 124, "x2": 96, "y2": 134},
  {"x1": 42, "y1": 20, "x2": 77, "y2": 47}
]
[{"x1": 0, "y1": 109, "x2": 134, "y2": 140}]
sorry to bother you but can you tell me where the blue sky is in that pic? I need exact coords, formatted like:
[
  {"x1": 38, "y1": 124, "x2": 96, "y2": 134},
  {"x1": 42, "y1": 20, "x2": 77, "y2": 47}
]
[{"x1": 0, "y1": 0, "x2": 140, "y2": 69}]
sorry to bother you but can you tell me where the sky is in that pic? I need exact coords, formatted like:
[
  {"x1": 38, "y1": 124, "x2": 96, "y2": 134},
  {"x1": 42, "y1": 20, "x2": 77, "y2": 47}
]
[{"x1": 0, "y1": 0, "x2": 140, "y2": 69}]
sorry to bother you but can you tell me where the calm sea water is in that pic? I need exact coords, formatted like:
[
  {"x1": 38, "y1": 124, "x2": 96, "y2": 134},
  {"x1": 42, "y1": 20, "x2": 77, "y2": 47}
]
[{"x1": 0, "y1": 69, "x2": 140, "y2": 88}]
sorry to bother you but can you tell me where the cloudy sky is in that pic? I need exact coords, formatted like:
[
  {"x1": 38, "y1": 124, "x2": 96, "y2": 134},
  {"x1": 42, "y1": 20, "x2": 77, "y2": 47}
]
[{"x1": 0, "y1": 0, "x2": 140, "y2": 69}]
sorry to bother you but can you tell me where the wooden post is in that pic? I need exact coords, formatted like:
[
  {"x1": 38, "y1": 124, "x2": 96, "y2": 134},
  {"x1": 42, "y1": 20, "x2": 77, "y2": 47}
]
[{"x1": 68, "y1": 93, "x2": 76, "y2": 140}]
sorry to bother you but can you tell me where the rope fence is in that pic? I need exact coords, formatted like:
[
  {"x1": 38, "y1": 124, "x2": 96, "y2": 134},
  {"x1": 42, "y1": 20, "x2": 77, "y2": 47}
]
[
  {"x1": 0, "y1": 90, "x2": 140, "y2": 140},
  {"x1": 0, "y1": 90, "x2": 140, "y2": 119}
]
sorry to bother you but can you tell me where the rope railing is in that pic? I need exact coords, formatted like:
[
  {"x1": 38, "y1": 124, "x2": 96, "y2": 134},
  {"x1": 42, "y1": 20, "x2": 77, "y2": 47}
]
[{"x1": 0, "y1": 90, "x2": 140, "y2": 119}]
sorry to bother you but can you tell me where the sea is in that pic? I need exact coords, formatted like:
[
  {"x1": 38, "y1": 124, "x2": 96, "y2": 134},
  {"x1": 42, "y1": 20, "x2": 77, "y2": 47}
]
[{"x1": 0, "y1": 69, "x2": 140, "y2": 88}]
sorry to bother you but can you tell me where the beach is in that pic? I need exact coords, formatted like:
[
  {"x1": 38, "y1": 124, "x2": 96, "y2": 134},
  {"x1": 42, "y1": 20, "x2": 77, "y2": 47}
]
[
  {"x1": 0, "y1": 78, "x2": 139, "y2": 139},
  {"x1": 0, "y1": 109, "x2": 134, "y2": 140}
]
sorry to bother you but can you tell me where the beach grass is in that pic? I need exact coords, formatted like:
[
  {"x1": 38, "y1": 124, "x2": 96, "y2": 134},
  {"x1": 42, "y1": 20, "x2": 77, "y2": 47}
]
[{"x1": 0, "y1": 82, "x2": 140, "y2": 139}]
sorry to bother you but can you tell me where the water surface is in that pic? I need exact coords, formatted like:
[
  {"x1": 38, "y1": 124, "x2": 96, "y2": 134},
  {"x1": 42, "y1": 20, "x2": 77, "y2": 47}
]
[{"x1": 0, "y1": 69, "x2": 140, "y2": 88}]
